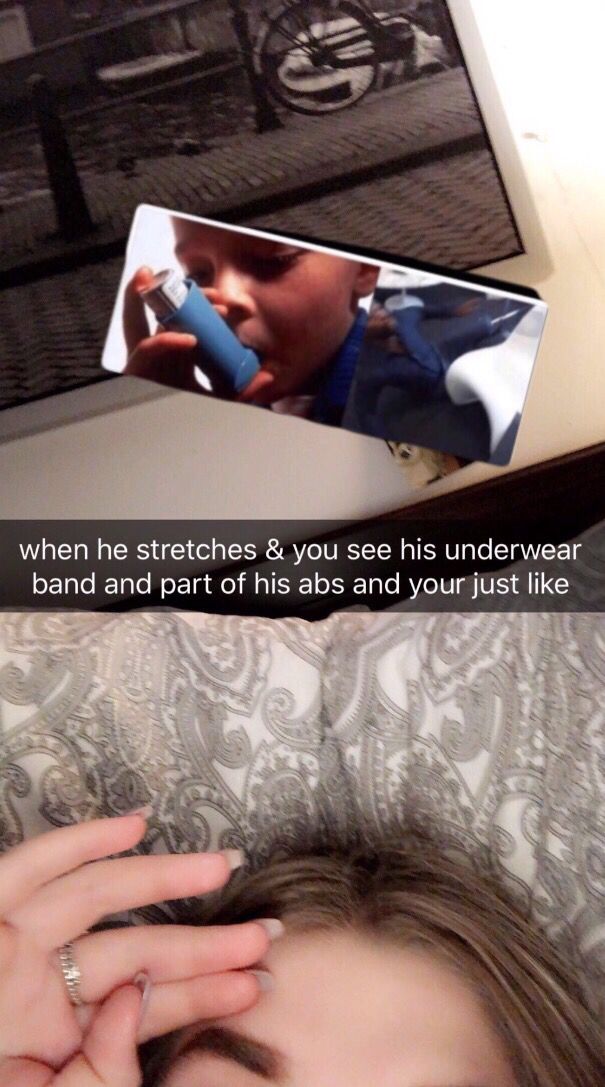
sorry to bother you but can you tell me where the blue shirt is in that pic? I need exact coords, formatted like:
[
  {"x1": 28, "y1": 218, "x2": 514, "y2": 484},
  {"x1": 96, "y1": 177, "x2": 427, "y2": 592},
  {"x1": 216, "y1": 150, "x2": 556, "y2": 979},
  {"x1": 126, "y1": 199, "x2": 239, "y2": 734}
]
[{"x1": 310, "y1": 308, "x2": 369, "y2": 427}]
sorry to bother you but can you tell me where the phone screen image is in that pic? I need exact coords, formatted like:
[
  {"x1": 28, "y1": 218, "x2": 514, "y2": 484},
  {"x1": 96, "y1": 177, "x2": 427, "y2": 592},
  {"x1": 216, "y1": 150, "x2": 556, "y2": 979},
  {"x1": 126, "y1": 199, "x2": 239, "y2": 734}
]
[{"x1": 103, "y1": 205, "x2": 547, "y2": 467}]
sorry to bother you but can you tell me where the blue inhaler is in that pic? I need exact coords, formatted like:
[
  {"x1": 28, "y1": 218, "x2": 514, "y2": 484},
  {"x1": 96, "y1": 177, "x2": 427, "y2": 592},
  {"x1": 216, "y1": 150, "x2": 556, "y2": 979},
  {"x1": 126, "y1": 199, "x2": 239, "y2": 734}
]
[{"x1": 140, "y1": 269, "x2": 260, "y2": 394}]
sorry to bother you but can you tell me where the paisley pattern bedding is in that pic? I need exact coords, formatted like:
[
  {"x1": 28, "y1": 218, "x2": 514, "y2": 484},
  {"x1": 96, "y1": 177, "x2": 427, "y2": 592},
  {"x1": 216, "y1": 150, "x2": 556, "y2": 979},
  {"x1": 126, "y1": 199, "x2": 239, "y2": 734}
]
[{"x1": 0, "y1": 611, "x2": 603, "y2": 1010}]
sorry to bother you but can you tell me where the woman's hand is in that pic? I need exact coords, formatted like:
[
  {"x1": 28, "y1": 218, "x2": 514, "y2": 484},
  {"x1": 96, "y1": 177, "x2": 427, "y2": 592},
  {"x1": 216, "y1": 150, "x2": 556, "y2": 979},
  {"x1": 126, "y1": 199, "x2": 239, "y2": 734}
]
[
  {"x1": 10, "y1": 983, "x2": 150, "y2": 1087},
  {"x1": 0, "y1": 812, "x2": 273, "y2": 1086}
]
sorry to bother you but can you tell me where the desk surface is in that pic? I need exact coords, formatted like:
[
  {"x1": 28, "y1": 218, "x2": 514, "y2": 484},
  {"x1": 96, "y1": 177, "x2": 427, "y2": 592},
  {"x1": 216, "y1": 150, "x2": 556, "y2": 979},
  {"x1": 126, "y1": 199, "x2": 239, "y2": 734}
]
[
  {"x1": 0, "y1": 0, "x2": 603, "y2": 519},
  {"x1": 465, "y1": 0, "x2": 605, "y2": 470}
]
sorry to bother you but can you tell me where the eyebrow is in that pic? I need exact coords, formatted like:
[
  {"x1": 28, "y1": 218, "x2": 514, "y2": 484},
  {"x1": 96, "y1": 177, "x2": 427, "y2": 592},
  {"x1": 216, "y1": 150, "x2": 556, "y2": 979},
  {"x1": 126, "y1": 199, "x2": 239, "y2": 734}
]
[
  {"x1": 169, "y1": 1025, "x2": 286, "y2": 1082},
  {"x1": 163, "y1": 1030, "x2": 494, "y2": 1087}
]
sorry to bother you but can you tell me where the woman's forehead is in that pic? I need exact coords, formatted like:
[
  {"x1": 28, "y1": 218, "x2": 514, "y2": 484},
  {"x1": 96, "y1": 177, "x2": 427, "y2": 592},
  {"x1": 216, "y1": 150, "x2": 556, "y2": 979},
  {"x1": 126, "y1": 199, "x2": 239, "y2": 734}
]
[
  {"x1": 239, "y1": 931, "x2": 508, "y2": 1047},
  {"x1": 179, "y1": 929, "x2": 516, "y2": 1087}
]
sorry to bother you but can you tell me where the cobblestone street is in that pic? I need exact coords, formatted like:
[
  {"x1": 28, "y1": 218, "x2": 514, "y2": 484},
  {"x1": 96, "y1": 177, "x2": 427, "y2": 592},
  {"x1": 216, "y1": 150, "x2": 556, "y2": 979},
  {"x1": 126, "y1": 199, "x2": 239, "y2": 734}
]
[
  {"x1": 251, "y1": 149, "x2": 520, "y2": 270},
  {"x1": 0, "y1": 69, "x2": 507, "y2": 276}
]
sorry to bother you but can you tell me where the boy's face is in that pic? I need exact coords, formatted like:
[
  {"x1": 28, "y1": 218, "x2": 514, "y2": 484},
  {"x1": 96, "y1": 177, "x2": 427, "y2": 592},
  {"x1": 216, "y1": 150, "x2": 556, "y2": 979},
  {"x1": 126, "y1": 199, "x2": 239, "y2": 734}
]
[{"x1": 172, "y1": 219, "x2": 379, "y2": 400}]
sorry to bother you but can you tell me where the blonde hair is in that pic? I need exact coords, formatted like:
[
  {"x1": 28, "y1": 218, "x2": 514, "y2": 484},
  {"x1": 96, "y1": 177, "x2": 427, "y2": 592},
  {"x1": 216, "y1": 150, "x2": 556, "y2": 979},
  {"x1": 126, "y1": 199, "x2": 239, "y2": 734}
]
[{"x1": 144, "y1": 845, "x2": 604, "y2": 1086}]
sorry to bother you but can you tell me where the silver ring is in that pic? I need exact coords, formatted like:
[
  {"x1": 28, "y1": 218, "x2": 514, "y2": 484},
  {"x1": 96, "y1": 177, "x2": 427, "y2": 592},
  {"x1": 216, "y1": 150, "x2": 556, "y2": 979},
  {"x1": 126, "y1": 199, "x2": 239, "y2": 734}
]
[{"x1": 59, "y1": 941, "x2": 84, "y2": 1006}]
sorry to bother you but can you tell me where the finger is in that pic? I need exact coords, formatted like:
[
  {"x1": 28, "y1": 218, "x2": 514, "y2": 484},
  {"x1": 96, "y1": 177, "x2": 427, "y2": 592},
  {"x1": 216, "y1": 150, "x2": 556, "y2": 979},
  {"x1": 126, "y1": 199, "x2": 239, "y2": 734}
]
[
  {"x1": 57, "y1": 985, "x2": 143, "y2": 1087},
  {"x1": 123, "y1": 266, "x2": 154, "y2": 354},
  {"x1": 139, "y1": 970, "x2": 262, "y2": 1043},
  {"x1": 74, "y1": 922, "x2": 272, "y2": 1003},
  {"x1": 124, "y1": 333, "x2": 200, "y2": 393},
  {"x1": 200, "y1": 288, "x2": 230, "y2": 321},
  {"x1": 201, "y1": 287, "x2": 226, "y2": 306},
  {"x1": 125, "y1": 331, "x2": 199, "y2": 367},
  {"x1": 0, "y1": 1058, "x2": 53, "y2": 1087},
  {"x1": 13, "y1": 851, "x2": 241, "y2": 947},
  {"x1": 0, "y1": 814, "x2": 147, "y2": 918},
  {"x1": 237, "y1": 369, "x2": 275, "y2": 403}
]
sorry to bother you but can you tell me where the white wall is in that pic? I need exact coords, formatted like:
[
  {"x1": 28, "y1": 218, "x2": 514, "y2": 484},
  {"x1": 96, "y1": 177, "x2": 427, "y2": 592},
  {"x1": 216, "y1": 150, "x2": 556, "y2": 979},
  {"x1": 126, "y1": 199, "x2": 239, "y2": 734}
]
[{"x1": 455, "y1": 0, "x2": 605, "y2": 464}]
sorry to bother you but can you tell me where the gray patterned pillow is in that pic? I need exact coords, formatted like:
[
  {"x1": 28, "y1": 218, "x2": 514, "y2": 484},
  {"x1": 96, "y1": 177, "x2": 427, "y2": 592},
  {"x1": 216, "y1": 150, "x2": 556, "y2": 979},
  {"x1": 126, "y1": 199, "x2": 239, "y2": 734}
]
[
  {"x1": 0, "y1": 610, "x2": 603, "y2": 1012},
  {"x1": 323, "y1": 613, "x2": 605, "y2": 1014}
]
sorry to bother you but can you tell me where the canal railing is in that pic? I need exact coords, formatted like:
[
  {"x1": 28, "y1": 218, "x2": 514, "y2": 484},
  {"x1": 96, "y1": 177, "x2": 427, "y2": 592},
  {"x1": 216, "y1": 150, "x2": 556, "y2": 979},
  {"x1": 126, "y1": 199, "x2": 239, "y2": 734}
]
[{"x1": 0, "y1": 0, "x2": 244, "y2": 118}]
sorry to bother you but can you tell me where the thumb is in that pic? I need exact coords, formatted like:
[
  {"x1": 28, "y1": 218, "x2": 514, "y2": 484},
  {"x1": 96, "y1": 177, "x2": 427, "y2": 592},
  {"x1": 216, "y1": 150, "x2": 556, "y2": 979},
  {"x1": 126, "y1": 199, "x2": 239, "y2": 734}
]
[
  {"x1": 56, "y1": 981, "x2": 147, "y2": 1087},
  {"x1": 237, "y1": 369, "x2": 276, "y2": 404},
  {"x1": 0, "y1": 1058, "x2": 54, "y2": 1087},
  {"x1": 123, "y1": 266, "x2": 154, "y2": 355}
]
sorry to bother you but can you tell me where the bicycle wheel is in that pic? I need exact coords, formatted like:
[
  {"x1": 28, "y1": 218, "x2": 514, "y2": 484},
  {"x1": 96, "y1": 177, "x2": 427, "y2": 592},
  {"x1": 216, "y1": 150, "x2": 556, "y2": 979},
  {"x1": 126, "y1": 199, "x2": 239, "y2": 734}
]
[{"x1": 254, "y1": 1, "x2": 379, "y2": 115}]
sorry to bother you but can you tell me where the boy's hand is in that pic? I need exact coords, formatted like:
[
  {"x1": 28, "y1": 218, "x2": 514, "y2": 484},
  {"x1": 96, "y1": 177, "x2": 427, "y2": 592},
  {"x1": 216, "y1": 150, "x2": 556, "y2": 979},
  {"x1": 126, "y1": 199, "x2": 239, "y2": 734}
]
[
  {"x1": 237, "y1": 369, "x2": 276, "y2": 405},
  {"x1": 123, "y1": 266, "x2": 202, "y2": 393},
  {"x1": 123, "y1": 267, "x2": 275, "y2": 403},
  {"x1": 366, "y1": 305, "x2": 396, "y2": 340},
  {"x1": 454, "y1": 299, "x2": 480, "y2": 317},
  {"x1": 0, "y1": 814, "x2": 273, "y2": 1085},
  {"x1": 385, "y1": 334, "x2": 407, "y2": 356}
]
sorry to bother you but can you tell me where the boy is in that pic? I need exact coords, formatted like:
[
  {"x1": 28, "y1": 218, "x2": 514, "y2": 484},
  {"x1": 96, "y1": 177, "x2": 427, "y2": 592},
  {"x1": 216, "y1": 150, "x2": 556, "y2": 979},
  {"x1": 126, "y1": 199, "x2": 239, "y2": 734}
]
[
  {"x1": 123, "y1": 216, "x2": 379, "y2": 427},
  {"x1": 347, "y1": 285, "x2": 530, "y2": 437}
]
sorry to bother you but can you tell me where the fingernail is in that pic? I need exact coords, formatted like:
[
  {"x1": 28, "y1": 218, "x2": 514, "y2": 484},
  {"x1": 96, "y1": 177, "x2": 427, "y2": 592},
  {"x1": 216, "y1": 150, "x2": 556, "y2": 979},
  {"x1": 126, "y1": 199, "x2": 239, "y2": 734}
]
[
  {"x1": 134, "y1": 972, "x2": 152, "y2": 1026},
  {"x1": 181, "y1": 334, "x2": 198, "y2": 346},
  {"x1": 135, "y1": 267, "x2": 153, "y2": 286},
  {"x1": 124, "y1": 805, "x2": 153, "y2": 821},
  {"x1": 249, "y1": 969, "x2": 274, "y2": 993},
  {"x1": 221, "y1": 848, "x2": 245, "y2": 872},
  {"x1": 256, "y1": 918, "x2": 285, "y2": 941}
]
